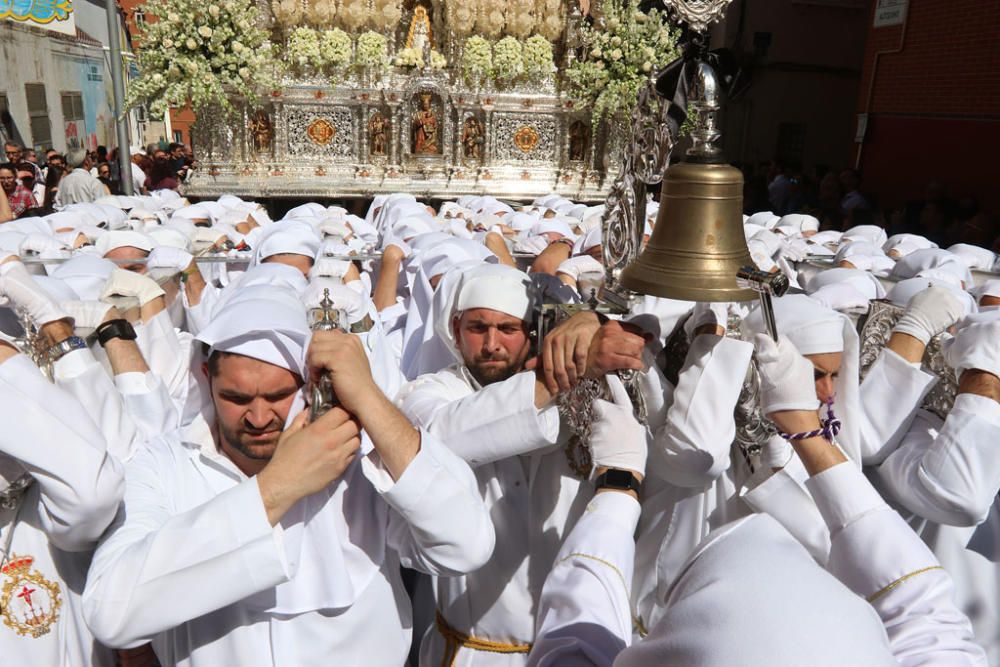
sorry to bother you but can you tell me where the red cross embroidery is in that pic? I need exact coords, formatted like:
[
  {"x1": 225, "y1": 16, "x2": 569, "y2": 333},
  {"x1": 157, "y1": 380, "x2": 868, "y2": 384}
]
[{"x1": 17, "y1": 586, "x2": 36, "y2": 607}]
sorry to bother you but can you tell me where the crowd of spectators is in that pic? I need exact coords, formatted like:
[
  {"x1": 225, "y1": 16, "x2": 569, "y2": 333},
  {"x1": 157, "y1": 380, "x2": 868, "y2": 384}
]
[
  {"x1": 0, "y1": 139, "x2": 195, "y2": 222},
  {"x1": 741, "y1": 159, "x2": 999, "y2": 254}
]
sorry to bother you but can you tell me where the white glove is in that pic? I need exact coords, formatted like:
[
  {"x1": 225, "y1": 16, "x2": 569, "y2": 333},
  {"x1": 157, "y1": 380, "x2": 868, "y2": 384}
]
[
  {"x1": 684, "y1": 302, "x2": 730, "y2": 337},
  {"x1": 61, "y1": 300, "x2": 114, "y2": 330},
  {"x1": 776, "y1": 238, "x2": 809, "y2": 262},
  {"x1": 310, "y1": 257, "x2": 350, "y2": 280},
  {"x1": 555, "y1": 255, "x2": 603, "y2": 281},
  {"x1": 19, "y1": 233, "x2": 68, "y2": 256},
  {"x1": 809, "y1": 283, "x2": 869, "y2": 314},
  {"x1": 54, "y1": 231, "x2": 87, "y2": 249},
  {"x1": 893, "y1": 285, "x2": 966, "y2": 344},
  {"x1": 100, "y1": 268, "x2": 166, "y2": 306},
  {"x1": 753, "y1": 333, "x2": 820, "y2": 414},
  {"x1": 146, "y1": 246, "x2": 194, "y2": 273},
  {"x1": 513, "y1": 235, "x2": 549, "y2": 256},
  {"x1": 943, "y1": 314, "x2": 1000, "y2": 378},
  {"x1": 0, "y1": 262, "x2": 70, "y2": 325},
  {"x1": 590, "y1": 375, "x2": 647, "y2": 478}
]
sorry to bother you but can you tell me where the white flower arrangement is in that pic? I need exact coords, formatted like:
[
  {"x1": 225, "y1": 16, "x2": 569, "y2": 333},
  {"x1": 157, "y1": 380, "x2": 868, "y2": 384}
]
[
  {"x1": 566, "y1": 0, "x2": 680, "y2": 124},
  {"x1": 462, "y1": 36, "x2": 492, "y2": 79},
  {"x1": 318, "y1": 28, "x2": 352, "y2": 70},
  {"x1": 492, "y1": 36, "x2": 524, "y2": 81},
  {"x1": 430, "y1": 50, "x2": 448, "y2": 70},
  {"x1": 355, "y1": 31, "x2": 389, "y2": 70},
  {"x1": 522, "y1": 34, "x2": 554, "y2": 77},
  {"x1": 126, "y1": 0, "x2": 275, "y2": 116},
  {"x1": 287, "y1": 26, "x2": 322, "y2": 70},
  {"x1": 394, "y1": 47, "x2": 423, "y2": 68}
]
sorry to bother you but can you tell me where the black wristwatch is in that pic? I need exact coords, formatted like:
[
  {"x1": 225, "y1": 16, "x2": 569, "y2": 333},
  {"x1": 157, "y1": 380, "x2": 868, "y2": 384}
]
[
  {"x1": 594, "y1": 468, "x2": 642, "y2": 494},
  {"x1": 96, "y1": 319, "x2": 137, "y2": 347}
]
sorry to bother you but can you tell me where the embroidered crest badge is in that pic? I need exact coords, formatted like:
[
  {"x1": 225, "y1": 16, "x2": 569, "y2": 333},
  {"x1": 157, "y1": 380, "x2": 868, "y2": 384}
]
[{"x1": 1, "y1": 555, "x2": 61, "y2": 638}]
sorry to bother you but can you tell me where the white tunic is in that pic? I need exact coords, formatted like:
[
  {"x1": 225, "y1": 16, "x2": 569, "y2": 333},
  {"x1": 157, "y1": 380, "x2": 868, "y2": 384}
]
[
  {"x1": 399, "y1": 366, "x2": 577, "y2": 667},
  {"x1": 0, "y1": 355, "x2": 124, "y2": 667},
  {"x1": 83, "y1": 429, "x2": 494, "y2": 667}
]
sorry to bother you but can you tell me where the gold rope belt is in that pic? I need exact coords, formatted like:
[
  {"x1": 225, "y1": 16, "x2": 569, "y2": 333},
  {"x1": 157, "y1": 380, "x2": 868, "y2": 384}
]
[{"x1": 435, "y1": 610, "x2": 532, "y2": 667}]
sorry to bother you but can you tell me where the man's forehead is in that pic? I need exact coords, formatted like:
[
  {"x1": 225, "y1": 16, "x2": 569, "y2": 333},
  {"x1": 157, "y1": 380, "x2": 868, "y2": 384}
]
[
  {"x1": 214, "y1": 352, "x2": 301, "y2": 384},
  {"x1": 806, "y1": 351, "x2": 842, "y2": 374},
  {"x1": 460, "y1": 308, "x2": 525, "y2": 325}
]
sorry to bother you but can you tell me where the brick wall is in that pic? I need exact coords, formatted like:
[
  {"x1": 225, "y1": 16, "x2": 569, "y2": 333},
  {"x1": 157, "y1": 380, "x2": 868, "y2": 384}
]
[{"x1": 855, "y1": 0, "x2": 1000, "y2": 212}]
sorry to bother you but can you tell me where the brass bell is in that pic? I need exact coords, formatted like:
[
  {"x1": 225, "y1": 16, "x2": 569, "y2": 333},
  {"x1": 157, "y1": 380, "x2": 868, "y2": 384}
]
[
  {"x1": 620, "y1": 59, "x2": 755, "y2": 303},
  {"x1": 620, "y1": 161, "x2": 755, "y2": 302}
]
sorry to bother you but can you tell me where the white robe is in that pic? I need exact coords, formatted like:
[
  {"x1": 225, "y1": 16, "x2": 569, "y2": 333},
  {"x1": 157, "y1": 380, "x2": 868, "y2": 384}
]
[
  {"x1": 0, "y1": 355, "x2": 124, "y2": 667},
  {"x1": 530, "y1": 463, "x2": 985, "y2": 666},
  {"x1": 399, "y1": 366, "x2": 579, "y2": 667},
  {"x1": 82, "y1": 428, "x2": 494, "y2": 667}
]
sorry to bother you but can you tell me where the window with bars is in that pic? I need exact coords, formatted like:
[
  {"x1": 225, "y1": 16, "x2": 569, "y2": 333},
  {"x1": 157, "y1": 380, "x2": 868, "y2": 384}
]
[
  {"x1": 24, "y1": 83, "x2": 51, "y2": 150},
  {"x1": 61, "y1": 92, "x2": 84, "y2": 122}
]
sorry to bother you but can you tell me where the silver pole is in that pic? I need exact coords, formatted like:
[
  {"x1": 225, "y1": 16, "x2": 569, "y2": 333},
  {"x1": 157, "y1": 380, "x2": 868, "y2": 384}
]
[{"x1": 105, "y1": 0, "x2": 135, "y2": 195}]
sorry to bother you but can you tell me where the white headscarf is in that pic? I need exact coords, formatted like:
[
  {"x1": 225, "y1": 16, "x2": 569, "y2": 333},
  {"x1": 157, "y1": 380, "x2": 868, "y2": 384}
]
[
  {"x1": 616, "y1": 515, "x2": 895, "y2": 667},
  {"x1": 399, "y1": 239, "x2": 498, "y2": 379},
  {"x1": 433, "y1": 263, "x2": 534, "y2": 365},
  {"x1": 890, "y1": 248, "x2": 974, "y2": 287},
  {"x1": 251, "y1": 221, "x2": 321, "y2": 266}
]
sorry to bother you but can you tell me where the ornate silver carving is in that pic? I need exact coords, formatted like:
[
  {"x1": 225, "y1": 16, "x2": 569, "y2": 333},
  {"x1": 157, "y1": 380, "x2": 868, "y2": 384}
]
[
  {"x1": 286, "y1": 105, "x2": 355, "y2": 158},
  {"x1": 492, "y1": 113, "x2": 557, "y2": 162},
  {"x1": 659, "y1": 0, "x2": 733, "y2": 34},
  {"x1": 601, "y1": 77, "x2": 674, "y2": 294},
  {"x1": 0, "y1": 474, "x2": 33, "y2": 512},
  {"x1": 857, "y1": 300, "x2": 956, "y2": 420}
]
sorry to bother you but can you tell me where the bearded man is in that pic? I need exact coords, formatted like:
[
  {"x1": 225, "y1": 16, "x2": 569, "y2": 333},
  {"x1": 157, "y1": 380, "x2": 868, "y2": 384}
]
[
  {"x1": 84, "y1": 285, "x2": 495, "y2": 667},
  {"x1": 398, "y1": 263, "x2": 648, "y2": 665}
]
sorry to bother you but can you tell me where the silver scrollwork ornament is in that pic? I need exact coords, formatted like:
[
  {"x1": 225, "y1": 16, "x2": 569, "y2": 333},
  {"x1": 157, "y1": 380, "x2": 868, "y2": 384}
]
[{"x1": 658, "y1": 0, "x2": 733, "y2": 34}]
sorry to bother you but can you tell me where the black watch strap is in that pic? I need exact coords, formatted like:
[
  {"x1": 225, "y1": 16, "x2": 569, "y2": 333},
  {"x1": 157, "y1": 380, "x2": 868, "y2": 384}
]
[
  {"x1": 96, "y1": 318, "x2": 137, "y2": 347},
  {"x1": 594, "y1": 468, "x2": 642, "y2": 494}
]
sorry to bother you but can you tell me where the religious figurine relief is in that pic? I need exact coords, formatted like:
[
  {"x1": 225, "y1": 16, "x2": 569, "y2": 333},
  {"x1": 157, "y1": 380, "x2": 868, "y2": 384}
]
[
  {"x1": 569, "y1": 120, "x2": 590, "y2": 162},
  {"x1": 248, "y1": 110, "x2": 273, "y2": 155},
  {"x1": 460, "y1": 115, "x2": 484, "y2": 160},
  {"x1": 369, "y1": 111, "x2": 389, "y2": 157},
  {"x1": 405, "y1": 5, "x2": 435, "y2": 51},
  {"x1": 411, "y1": 91, "x2": 441, "y2": 155}
]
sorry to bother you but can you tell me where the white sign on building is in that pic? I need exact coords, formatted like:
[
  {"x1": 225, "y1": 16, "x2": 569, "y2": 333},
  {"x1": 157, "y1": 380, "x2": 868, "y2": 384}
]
[{"x1": 874, "y1": 0, "x2": 907, "y2": 28}]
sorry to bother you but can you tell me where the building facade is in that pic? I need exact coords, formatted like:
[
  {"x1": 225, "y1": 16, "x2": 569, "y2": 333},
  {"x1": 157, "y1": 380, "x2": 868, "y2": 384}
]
[
  {"x1": 716, "y1": 0, "x2": 870, "y2": 174},
  {"x1": 1, "y1": 0, "x2": 137, "y2": 154},
  {"x1": 853, "y1": 0, "x2": 1000, "y2": 213}
]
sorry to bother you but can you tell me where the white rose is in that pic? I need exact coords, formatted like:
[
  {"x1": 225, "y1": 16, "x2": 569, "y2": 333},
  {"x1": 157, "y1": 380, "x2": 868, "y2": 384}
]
[
  {"x1": 186, "y1": 37, "x2": 198, "y2": 49},
  {"x1": 610, "y1": 49, "x2": 622, "y2": 60},
  {"x1": 198, "y1": 26, "x2": 213, "y2": 38},
  {"x1": 595, "y1": 61, "x2": 604, "y2": 69},
  {"x1": 232, "y1": 41, "x2": 244, "y2": 52},
  {"x1": 163, "y1": 38, "x2": 174, "y2": 48},
  {"x1": 591, "y1": 47, "x2": 602, "y2": 58},
  {"x1": 239, "y1": 67, "x2": 251, "y2": 79},
  {"x1": 642, "y1": 61, "x2": 652, "y2": 72},
  {"x1": 167, "y1": 11, "x2": 179, "y2": 22},
  {"x1": 611, "y1": 36, "x2": 621, "y2": 46},
  {"x1": 208, "y1": 4, "x2": 220, "y2": 17},
  {"x1": 607, "y1": 18, "x2": 619, "y2": 30}
]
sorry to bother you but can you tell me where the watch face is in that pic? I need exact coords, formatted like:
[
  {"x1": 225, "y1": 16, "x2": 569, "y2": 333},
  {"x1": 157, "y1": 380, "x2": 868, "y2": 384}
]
[{"x1": 603, "y1": 469, "x2": 634, "y2": 489}]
